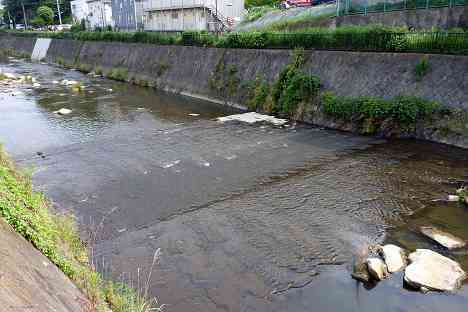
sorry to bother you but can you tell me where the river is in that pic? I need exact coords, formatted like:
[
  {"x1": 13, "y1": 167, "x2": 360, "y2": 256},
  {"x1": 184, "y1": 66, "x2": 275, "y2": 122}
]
[{"x1": 1, "y1": 57, "x2": 467, "y2": 312}]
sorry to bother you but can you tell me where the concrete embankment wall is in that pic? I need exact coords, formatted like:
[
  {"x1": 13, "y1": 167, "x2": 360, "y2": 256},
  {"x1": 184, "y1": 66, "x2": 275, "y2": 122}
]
[
  {"x1": 1, "y1": 35, "x2": 36, "y2": 56},
  {"x1": 336, "y1": 6, "x2": 468, "y2": 30},
  {"x1": 42, "y1": 39, "x2": 468, "y2": 110},
  {"x1": 2, "y1": 34, "x2": 466, "y2": 110},
  {"x1": 1, "y1": 34, "x2": 467, "y2": 147}
]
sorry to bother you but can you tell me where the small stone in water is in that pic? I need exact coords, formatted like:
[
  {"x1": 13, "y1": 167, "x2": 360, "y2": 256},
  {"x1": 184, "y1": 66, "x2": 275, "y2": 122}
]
[
  {"x1": 55, "y1": 108, "x2": 72, "y2": 115},
  {"x1": 380, "y1": 244, "x2": 406, "y2": 273},
  {"x1": 420, "y1": 226, "x2": 466, "y2": 249},
  {"x1": 366, "y1": 257, "x2": 389, "y2": 281}
]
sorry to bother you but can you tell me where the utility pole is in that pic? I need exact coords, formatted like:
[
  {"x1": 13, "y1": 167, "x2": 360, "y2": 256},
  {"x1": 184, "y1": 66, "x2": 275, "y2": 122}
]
[
  {"x1": 7, "y1": 10, "x2": 13, "y2": 29},
  {"x1": 56, "y1": 0, "x2": 63, "y2": 25},
  {"x1": 21, "y1": 1, "x2": 28, "y2": 29},
  {"x1": 215, "y1": 0, "x2": 218, "y2": 33}
]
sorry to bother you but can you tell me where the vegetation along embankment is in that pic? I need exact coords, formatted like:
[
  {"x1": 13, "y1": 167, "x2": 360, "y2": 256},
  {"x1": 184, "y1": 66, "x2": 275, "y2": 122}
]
[
  {"x1": 0, "y1": 147, "x2": 161, "y2": 311},
  {"x1": 4, "y1": 25, "x2": 468, "y2": 55},
  {"x1": 1, "y1": 28, "x2": 467, "y2": 148}
]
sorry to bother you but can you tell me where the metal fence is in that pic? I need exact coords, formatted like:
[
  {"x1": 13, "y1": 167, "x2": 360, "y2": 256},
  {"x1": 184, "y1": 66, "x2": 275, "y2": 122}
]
[
  {"x1": 199, "y1": 31, "x2": 468, "y2": 54},
  {"x1": 337, "y1": 0, "x2": 467, "y2": 16},
  {"x1": 268, "y1": 32, "x2": 468, "y2": 54}
]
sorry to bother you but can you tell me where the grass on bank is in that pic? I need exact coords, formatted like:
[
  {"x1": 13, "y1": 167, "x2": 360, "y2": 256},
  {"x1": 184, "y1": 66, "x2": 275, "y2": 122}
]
[
  {"x1": 0, "y1": 148, "x2": 162, "y2": 312},
  {"x1": 241, "y1": 5, "x2": 280, "y2": 24}
]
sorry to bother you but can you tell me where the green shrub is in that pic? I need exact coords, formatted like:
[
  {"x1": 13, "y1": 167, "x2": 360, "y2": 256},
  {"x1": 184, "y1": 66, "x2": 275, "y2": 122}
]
[
  {"x1": 245, "y1": 76, "x2": 270, "y2": 111},
  {"x1": 415, "y1": 57, "x2": 431, "y2": 81},
  {"x1": 322, "y1": 93, "x2": 440, "y2": 128},
  {"x1": 0, "y1": 149, "x2": 161, "y2": 312},
  {"x1": 3, "y1": 27, "x2": 468, "y2": 55},
  {"x1": 107, "y1": 68, "x2": 128, "y2": 81},
  {"x1": 271, "y1": 49, "x2": 321, "y2": 115}
]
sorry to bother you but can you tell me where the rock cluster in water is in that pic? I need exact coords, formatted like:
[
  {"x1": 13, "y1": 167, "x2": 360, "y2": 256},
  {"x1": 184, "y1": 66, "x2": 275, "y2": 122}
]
[
  {"x1": 0, "y1": 72, "x2": 41, "y2": 89},
  {"x1": 353, "y1": 243, "x2": 466, "y2": 292},
  {"x1": 353, "y1": 186, "x2": 467, "y2": 292}
]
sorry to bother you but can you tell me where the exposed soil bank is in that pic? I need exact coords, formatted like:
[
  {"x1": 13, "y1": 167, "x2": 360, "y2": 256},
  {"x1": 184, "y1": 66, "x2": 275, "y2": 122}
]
[{"x1": 1, "y1": 34, "x2": 467, "y2": 149}]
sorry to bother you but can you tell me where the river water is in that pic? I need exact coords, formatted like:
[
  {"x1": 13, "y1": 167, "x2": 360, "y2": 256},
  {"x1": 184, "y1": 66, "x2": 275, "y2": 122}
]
[{"x1": 1, "y1": 58, "x2": 467, "y2": 312}]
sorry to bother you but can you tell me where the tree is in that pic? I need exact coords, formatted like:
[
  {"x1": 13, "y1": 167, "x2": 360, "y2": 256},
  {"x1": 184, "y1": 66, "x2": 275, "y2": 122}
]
[
  {"x1": 4, "y1": 0, "x2": 73, "y2": 25},
  {"x1": 37, "y1": 6, "x2": 54, "y2": 25}
]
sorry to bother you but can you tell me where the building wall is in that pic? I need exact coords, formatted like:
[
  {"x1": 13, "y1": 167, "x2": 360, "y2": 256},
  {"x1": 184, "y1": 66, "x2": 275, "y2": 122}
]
[
  {"x1": 142, "y1": 0, "x2": 245, "y2": 31},
  {"x1": 71, "y1": 0, "x2": 89, "y2": 23},
  {"x1": 144, "y1": 7, "x2": 209, "y2": 31},
  {"x1": 112, "y1": 0, "x2": 137, "y2": 31},
  {"x1": 87, "y1": 0, "x2": 114, "y2": 29}
]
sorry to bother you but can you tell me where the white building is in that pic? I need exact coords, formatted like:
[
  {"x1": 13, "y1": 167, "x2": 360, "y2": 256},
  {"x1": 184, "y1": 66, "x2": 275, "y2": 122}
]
[
  {"x1": 86, "y1": 0, "x2": 114, "y2": 29},
  {"x1": 141, "y1": 0, "x2": 244, "y2": 32},
  {"x1": 71, "y1": 0, "x2": 89, "y2": 24}
]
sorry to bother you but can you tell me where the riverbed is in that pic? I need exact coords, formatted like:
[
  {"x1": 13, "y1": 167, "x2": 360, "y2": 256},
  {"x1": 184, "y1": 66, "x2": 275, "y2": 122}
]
[{"x1": 1, "y1": 58, "x2": 467, "y2": 312}]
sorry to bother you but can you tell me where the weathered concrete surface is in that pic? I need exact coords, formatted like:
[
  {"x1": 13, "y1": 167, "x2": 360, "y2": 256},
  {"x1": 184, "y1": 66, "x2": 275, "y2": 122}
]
[
  {"x1": 34, "y1": 38, "x2": 468, "y2": 111},
  {"x1": 336, "y1": 6, "x2": 468, "y2": 30},
  {"x1": 0, "y1": 34, "x2": 36, "y2": 56},
  {"x1": 43, "y1": 38, "x2": 84, "y2": 65},
  {"x1": 0, "y1": 219, "x2": 88, "y2": 311},
  {"x1": 31, "y1": 38, "x2": 52, "y2": 61}
]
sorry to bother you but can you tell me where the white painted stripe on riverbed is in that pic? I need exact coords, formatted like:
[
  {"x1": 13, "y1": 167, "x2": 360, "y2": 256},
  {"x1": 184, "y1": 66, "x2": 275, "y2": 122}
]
[{"x1": 31, "y1": 38, "x2": 52, "y2": 61}]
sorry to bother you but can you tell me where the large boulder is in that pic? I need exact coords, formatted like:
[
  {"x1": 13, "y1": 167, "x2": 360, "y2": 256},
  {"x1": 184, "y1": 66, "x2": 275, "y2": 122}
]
[
  {"x1": 404, "y1": 249, "x2": 466, "y2": 292},
  {"x1": 380, "y1": 244, "x2": 406, "y2": 273},
  {"x1": 366, "y1": 258, "x2": 389, "y2": 281},
  {"x1": 420, "y1": 226, "x2": 466, "y2": 249}
]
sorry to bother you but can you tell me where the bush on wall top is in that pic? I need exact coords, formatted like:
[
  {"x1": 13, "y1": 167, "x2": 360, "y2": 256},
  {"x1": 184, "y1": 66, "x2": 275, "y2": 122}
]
[{"x1": 1, "y1": 26, "x2": 467, "y2": 55}]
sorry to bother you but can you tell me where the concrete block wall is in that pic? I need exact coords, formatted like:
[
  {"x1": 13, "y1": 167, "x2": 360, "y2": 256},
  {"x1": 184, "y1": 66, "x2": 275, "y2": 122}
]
[{"x1": 336, "y1": 6, "x2": 468, "y2": 30}]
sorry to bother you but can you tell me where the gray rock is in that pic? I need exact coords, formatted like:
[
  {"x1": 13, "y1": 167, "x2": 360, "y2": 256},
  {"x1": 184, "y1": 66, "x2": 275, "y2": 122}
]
[
  {"x1": 447, "y1": 195, "x2": 460, "y2": 202},
  {"x1": 55, "y1": 108, "x2": 72, "y2": 115},
  {"x1": 404, "y1": 249, "x2": 466, "y2": 292},
  {"x1": 420, "y1": 226, "x2": 466, "y2": 249},
  {"x1": 366, "y1": 257, "x2": 389, "y2": 281},
  {"x1": 380, "y1": 244, "x2": 406, "y2": 273},
  {"x1": 351, "y1": 261, "x2": 371, "y2": 283}
]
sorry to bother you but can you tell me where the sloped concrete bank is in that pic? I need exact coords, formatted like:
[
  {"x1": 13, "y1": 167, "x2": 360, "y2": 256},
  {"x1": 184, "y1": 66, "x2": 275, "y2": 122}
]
[
  {"x1": 0, "y1": 219, "x2": 88, "y2": 311},
  {"x1": 1, "y1": 34, "x2": 467, "y2": 147}
]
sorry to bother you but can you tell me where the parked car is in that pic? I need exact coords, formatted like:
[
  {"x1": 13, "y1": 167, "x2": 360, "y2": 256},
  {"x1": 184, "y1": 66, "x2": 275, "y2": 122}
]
[
  {"x1": 49, "y1": 24, "x2": 73, "y2": 31},
  {"x1": 15, "y1": 24, "x2": 25, "y2": 30},
  {"x1": 280, "y1": 0, "x2": 334, "y2": 9}
]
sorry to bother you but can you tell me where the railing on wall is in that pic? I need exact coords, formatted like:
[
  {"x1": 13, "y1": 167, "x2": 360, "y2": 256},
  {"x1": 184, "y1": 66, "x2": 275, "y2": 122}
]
[
  {"x1": 336, "y1": 0, "x2": 467, "y2": 16},
  {"x1": 183, "y1": 31, "x2": 468, "y2": 55}
]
